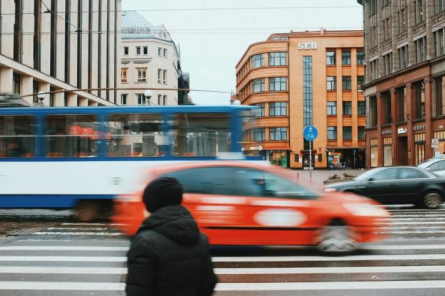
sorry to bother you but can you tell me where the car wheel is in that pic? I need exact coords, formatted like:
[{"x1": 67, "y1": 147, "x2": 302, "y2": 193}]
[
  {"x1": 423, "y1": 191, "x2": 443, "y2": 209},
  {"x1": 316, "y1": 220, "x2": 357, "y2": 254}
]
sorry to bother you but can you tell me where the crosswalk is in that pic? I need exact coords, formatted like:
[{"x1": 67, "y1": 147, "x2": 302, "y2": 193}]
[{"x1": 1, "y1": 209, "x2": 445, "y2": 295}]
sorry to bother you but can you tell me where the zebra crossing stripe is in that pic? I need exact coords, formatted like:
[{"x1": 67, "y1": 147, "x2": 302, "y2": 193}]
[
  {"x1": 0, "y1": 246, "x2": 128, "y2": 251},
  {"x1": 32, "y1": 232, "x2": 123, "y2": 236},
  {"x1": 0, "y1": 282, "x2": 124, "y2": 290},
  {"x1": 0, "y1": 267, "x2": 127, "y2": 274},
  {"x1": 215, "y1": 280, "x2": 445, "y2": 291}
]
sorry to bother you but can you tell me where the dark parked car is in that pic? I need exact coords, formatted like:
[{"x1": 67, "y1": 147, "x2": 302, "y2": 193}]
[{"x1": 324, "y1": 167, "x2": 445, "y2": 209}]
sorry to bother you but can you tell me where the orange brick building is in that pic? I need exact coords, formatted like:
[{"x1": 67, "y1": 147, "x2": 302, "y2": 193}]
[{"x1": 236, "y1": 30, "x2": 366, "y2": 169}]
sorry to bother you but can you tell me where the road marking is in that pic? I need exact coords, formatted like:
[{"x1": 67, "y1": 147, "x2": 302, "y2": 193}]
[
  {"x1": 61, "y1": 223, "x2": 123, "y2": 226},
  {"x1": 0, "y1": 256, "x2": 126, "y2": 262},
  {"x1": 47, "y1": 227, "x2": 112, "y2": 231},
  {"x1": 378, "y1": 221, "x2": 445, "y2": 225},
  {"x1": 0, "y1": 282, "x2": 124, "y2": 290},
  {"x1": 0, "y1": 267, "x2": 127, "y2": 274},
  {"x1": 0, "y1": 246, "x2": 128, "y2": 251},
  {"x1": 391, "y1": 215, "x2": 445, "y2": 218},
  {"x1": 366, "y1": 244, "x2": 445, "y2": 250},
  {"x1": 378, "y1": 218, "x2": 445, "y2": 221},
  {"x1": 379, "y1": 230, "x2": 445, "y2": 234},
  {"x1": 33, "y1": 232, "x2": 123, "y2": 236},
  {"x1": 378, "y1": 226, "x2": 445, "y2": 230},
  {"x1": 212, "y1": 254, "x2": 445, "y2": 262},
  {"x1": 215, "y1": 280, "x2": 445, "y2": 291},
  {"x1": 215, "y1": 265, "x2": 445, "y2": 274}
]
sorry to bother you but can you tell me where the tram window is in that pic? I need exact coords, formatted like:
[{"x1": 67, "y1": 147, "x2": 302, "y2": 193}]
[
  {"x1": 0, "y1": 116, "x2": 35, "y2": 158},
  {"x1": 45, "y1": 115, "x2": 99, "y2": 158},
  {"x1": 171, "y1": 113, "x2": 231, "y2": 157},
  {"x1": 106, "y1": 114, "x2": 166, "y2": 157}
]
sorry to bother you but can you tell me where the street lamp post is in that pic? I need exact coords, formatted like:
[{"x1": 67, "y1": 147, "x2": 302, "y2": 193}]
[
  {"x1": 36, "y1": 91, "x2": 46, "y2": 107},
  {"x1": 144, "y1": 90, "x2": 152, "y2": 105}
]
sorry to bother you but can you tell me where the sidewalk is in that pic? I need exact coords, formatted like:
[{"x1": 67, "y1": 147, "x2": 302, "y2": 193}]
[{"x1": 289, "y1": 169, "x2": 366, "y2": 188}]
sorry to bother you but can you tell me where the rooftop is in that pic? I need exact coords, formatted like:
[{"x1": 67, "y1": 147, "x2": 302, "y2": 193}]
[{"x1": 122, "y1": 11, "x2": 172, "y2": 41}]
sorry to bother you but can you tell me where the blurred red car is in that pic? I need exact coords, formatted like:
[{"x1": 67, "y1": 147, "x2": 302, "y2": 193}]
[{"x1": 112, "y1": 161, "x2": 390, "y2": 253}]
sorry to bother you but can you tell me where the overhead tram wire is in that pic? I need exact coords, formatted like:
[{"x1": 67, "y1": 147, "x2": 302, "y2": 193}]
[{"x1": 0, "y1": 5, "x2": 364, "y2": 16}]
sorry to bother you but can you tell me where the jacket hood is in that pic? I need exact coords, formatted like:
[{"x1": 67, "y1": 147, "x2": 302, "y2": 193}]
[{"x1": 138, "y1": 205, "x2": 200, "y2": 245}]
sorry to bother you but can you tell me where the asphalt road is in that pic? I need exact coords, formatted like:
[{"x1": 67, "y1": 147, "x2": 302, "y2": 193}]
[{"x1": 1, "y1": 205, "x2": 445, "y2": 296}]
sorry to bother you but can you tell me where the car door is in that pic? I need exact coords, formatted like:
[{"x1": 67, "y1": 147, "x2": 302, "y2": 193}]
[
  {"x1": 163, "y1": 166, "x2": 248, "y2": 245},
  {"x1": 396, "y1": 168, "x2": 430, "y2": 204},
  {"x1": 232, "y1": 167, "x2": 320, "y2": 245},
  {"x1": 362, "y1": 168, "x2": 399, "y2": 203}
]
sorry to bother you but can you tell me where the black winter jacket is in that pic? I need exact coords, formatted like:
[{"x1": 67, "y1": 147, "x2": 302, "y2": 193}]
[{"x1": 126, "y1": 205, "x2": 218, "y2": 296}]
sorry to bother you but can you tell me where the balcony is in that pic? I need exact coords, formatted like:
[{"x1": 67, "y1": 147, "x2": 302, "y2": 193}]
[
  {"x1": 433, "y1": 10, "x2": 445, "y2": 27},
  {"x1": 381, "y1": 40, "x2": 392, "y2": 52},
  {"x1": 412, "y1": 21, "x2": 426, "y2": 38}
]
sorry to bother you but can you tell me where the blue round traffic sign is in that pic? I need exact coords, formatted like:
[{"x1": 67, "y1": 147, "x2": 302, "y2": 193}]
[{"x1": 303, "y1": 125, "x2": 318, "y2": 141}]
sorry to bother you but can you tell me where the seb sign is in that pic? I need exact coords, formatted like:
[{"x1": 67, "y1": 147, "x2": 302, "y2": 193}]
[{"x1": 298, "y1": 43, "x2": 318, "y2": 50}]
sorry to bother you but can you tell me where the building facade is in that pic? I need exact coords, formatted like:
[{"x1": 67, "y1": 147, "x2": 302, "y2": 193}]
[
  {"x1": 0, "y1": 0, "x2": 122, "y2": 106},
  {"x1": 236, "y1": 30, "x2": 365, "y2": 169},
  {"x1": 120, "y1": 11, "x2": 190, "y2": 106},
  {"x1": 358, "y1": 0, "x2": 445, "y2": 167}
]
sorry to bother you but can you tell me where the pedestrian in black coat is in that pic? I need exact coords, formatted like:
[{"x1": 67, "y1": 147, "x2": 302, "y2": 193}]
[{"x1": 126, "y1": 177, "x2": 218, "y2": 296}]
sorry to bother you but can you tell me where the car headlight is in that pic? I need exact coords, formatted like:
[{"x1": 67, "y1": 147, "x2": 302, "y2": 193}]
[
  {"x1": 343, "y1": 203, "x2": 388, "y2": 217},
  {"x1": 324, "y1": 187, "x2": 337, "y2": 192}
]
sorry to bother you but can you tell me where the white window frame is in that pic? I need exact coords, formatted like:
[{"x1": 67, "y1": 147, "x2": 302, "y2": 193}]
[
  {"x1": 158, "y1": 69, "x2": 162, "y2": 84},
  {"x1": 136, "y1": 46, "x2": 141, "y2": 56},
  {"x1": 143, "y1": 46, "x2": 148, "y2": 55},
  {"x1": 163, "y1": 70, "x2": 167, "y2": 84},
  {"x1": 123, "y1": 46, "x2": 129, "y2": 56},
  {"x1": 137, "y1": 94, "x2": 146, "y2": 105},
  {"x1": 137, "y1": 69, "x2": 147, "y2": 83},
  {"x1": 121, "y1": 94, "x2": 127, "y2": 105},
  {"x1": 121, "y1": 68, "x2": 128, "y2": 83}
]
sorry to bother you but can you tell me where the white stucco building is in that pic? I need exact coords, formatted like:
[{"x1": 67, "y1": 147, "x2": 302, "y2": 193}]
[
  {"x1": 120, "y1": 11, "x2": 188, "y2": 106},
  {"x1": 0, "y1": 0, "x2": 122, "y2": 106}
]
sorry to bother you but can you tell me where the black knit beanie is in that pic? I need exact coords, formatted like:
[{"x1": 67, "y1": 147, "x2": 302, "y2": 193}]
[{"x1": 143, "y1": 177, "x2": 183, "y2": 213}]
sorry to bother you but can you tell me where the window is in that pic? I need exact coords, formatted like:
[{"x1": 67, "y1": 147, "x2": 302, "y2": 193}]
[
  {"x1": 328, "y1": 127, "x2": 337, "y2": 140},
  {"x1": 163, "y1": 48, "x2": 167, "y2": 57},
  {"x1": 0, "y1": 116, "x2": 35, "y2": 158},
  {"x1": 382, "y1": 92, "x2": 392, "y2": 124},
  {"x1": 397, "y1": 87, "x2": 406, "y2": 122},
  {"x1": 13, "y1": 73, "x2": 21, "y2": 95},
  {"x1": 342, "y1": 76, "x2": 352, "y2": 90},
  {"x1": 137, "y1": 94, "x2": 146, "y2": 105},
  {"x1": 342, "y1": 51, "x2": 351, "y2": 65},
  {"x1": 427, "y1": 160, "x2": 445, "y2": 172},
  {"x1": 269, "y1": 52, "x2": 286, "y2": 66},
  {"x1": 107, "y1": 114, "x2": 165, "y2": 157},
  {"x1": 123, "y1": 46, "x2": 129, "y2": 56},
  {"x1": 370, "y1": 59, "x2": 379, "y2": 80},
  {"x1": 414, "y1": 82, "x2": 426, "y2": 119},
  {"x1": 163, "y1": 95, "x2": 167, "y2": 105},
  {"x1": 172, "y1": 113, "x2": 231, "y2": 156},
  {"x1": 343, "y1": 126, "x2": 352, "y2": 140},
  {"x1": 121, "y1": 68, "x2": 128, "y2": 83},
  {"x1": 357, "y1": 50, "x2": 365, "y2": 65},
  {"x1": 399, "y1": 45, "x2": 408, "y2": 69},
  {"x1": 162, "y1": 167, "x2": 317, "y2": 198},
  {"x1": 137, "y1": 69, "x2": 146, "y2": 83},
  {"x1": 158, "y1": 95, "x2": 162, "y2": 105},
  {"x1": 327, "y1": 77, "x2": 337, "y2": 90},
  {"x1": 369, "y1": 0, "x2": 377, "y2": 16},
  {"x1": 121, "y1": 94, "x2": 127, "y2": 105},
  {"x1": 303, "y1": 56, "x2": 313, "y2": 127},
  {"x1": 327, "y1": 102, "x2": 337, "y2": 115},
  {"x1": 383, "y1": 17, "x2": 392, "y2": 41},
  {"x1": 372, "y1": 168, "x2": 398, "y2": 181},
  {"x1": 326, "y1": 51, "x2": 336, "y2": 65},
  {"x1": 45, "y1": 115, "x2": 98, "y2": 158},
  {"x1": 435, "y1": 77, "x2": 444, "y2": 116},
  {"x1": 369, "y1": 96, "x2": 378, "y2": 127},
  {"x1": 158, "y1": 69, "x2": 162, "y2": 83},
  {"x1": 252, "y1": 79, "x2": 265, "y2": 93},
  {"x1": 415, "y1": 0, "x2": 425, "y2": 24},
  {"x1": 415, "y1": 37, "x2": 427, "y2": 63},
  {"x1": 343, "y1": 101, "x2": 352, "y2": 115},
  {"x1": 358, "y1": 76, "x2": 365, "y2": 90},
  {"x1": 358, "y1": 126, "x2": 366, "y2": 140},
  {"x1": 254, "y1": 103, "x2": 265, "y2": 116},
  {"x1": 254, "y1": 128, "x2": 265, "y2": 141},
  {"x1": 358, "y1": 101, "x2": 366, "y2": 115},
  {"x1": 436, "y1": 0, "x2": 445, "y2": 13},
  {"x1": 136, "y1": 46, "x2": 141, "y2": 55},
  {"x1": 163, "y1": 70, "x2": 167, "y2": 84},
  {"x1": 143, "y1": 46, "x2": 148, "y2": 55},
  {"x1": 434, "y1": 29, "x2": 444, "y2": 58},
  {"x1": 399, "y1": 168, "x2": 428, "y2": 179},
  {"x1": 269, "y1": 77, "x2": 287, "y2": 91},
  {"x1": 269, "y1": 102, "x2": 287, "y2": 116},
  {"x1": 269, "y1": 127, "x2": 287, "y2": 141},
  {"x1": 252, "y1": 54, "x2": 265, "y2": 68},
  {"x1": 383, "y1": 53, "x2": 392, "y2": 76},
  {"x1": 158, "y1": 47, "x2": 162, "y2": 56}
]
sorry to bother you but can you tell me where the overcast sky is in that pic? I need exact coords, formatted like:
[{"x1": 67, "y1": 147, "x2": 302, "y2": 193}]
[{"x1": 123, "y1": 0, "x2": 363, "y2": 105}]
